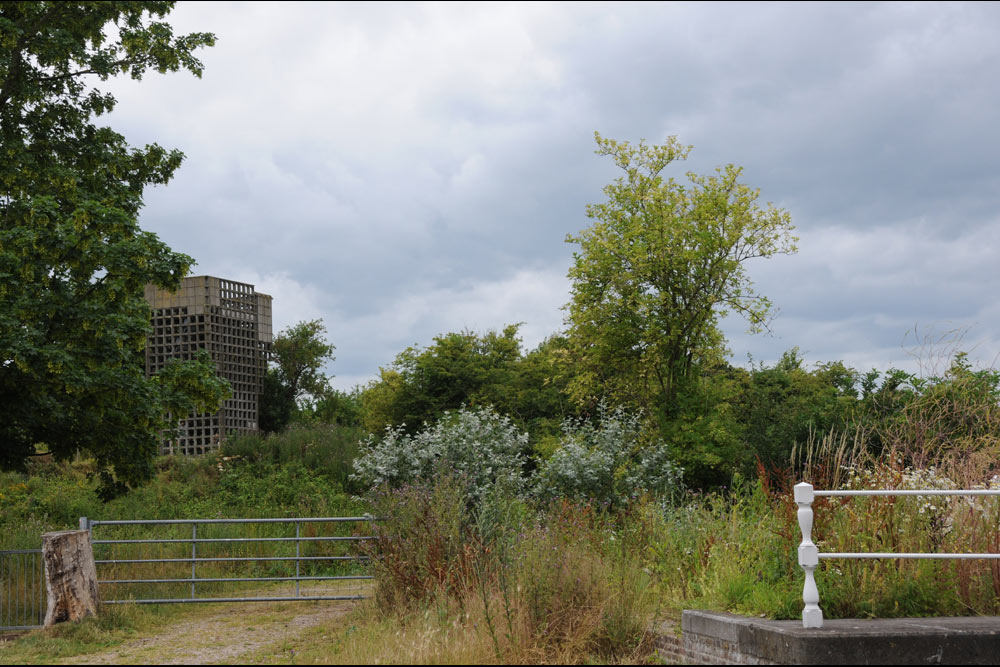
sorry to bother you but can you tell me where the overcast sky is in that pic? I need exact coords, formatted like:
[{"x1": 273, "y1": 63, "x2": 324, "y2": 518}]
[{"x1": 106, "y1": 1, "x2": 1000, "y2": 389}]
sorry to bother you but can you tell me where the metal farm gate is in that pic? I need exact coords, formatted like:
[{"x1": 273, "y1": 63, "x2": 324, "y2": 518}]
[
  {"x1": 0, "y1": 549, "x2": 45, "y2": 630},
  {"x1": 84, "y1": 516, "x2": 375, "y2": 605},
  {"x1": 0, "y1": 516, "x2": 374, "y2": 630}
]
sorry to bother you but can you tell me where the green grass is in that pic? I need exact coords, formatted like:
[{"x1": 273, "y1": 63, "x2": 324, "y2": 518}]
[
  {"x1": 0, "y1": 604, "x2": 189, "y2": 664},
  {"x1": 647, "y1": 472, "x2": 1000, "y2": 620},
  {"x1": 1, "y1": 424, "x2": 368, "y2": 550}
]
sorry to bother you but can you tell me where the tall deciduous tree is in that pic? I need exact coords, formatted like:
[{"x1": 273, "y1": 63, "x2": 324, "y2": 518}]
[
  {"x1": 566, "y1": 132, "x2": 797, "y2": 423},
  {"x1": 260, "y1": 319, "x2": 336, "y2": 433},
  {"x1": 358, "y1": 326, "x2": 578, "y2": 444},
  {"x1": 359, "y1": 325, "x2": 522, "y2": 434},
  {"x1": 0, "y1": 2, "x2": 221, "y2": 495}
]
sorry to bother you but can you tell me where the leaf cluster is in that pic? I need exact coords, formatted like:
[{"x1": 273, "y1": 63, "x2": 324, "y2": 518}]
[{"x1": 0, "y1": 3, "x2": 217, "y2": 495}]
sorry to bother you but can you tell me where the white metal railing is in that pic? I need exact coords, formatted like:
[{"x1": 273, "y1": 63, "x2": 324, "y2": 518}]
[{"x1": 794, "y1": 482, "x2": 1000, "y2": 628}]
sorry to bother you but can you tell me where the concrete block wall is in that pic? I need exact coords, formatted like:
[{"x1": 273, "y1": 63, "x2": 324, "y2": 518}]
[{"x1": 653, "y1": 611, "x2": 1000, "y2": 665}]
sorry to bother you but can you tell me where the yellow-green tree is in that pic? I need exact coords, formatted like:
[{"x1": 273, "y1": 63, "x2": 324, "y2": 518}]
[{"x1": 565, "y1": 133, "x2": 797, "y2": 481}]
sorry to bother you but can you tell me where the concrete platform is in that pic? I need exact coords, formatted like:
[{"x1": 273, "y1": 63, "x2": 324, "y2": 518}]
[{"x1": 672, "y1": 610, "x2": 1000, "y2": 665}]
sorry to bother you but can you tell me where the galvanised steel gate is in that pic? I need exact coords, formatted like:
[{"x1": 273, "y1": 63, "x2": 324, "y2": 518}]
[
  {"x1": 84, "y1": 516, "x2": 374, "y2": 605},
  {"x1": 0, "y1": 549, "x2": 45, "y2": 630},
  {"x1": 0, "y1": 516, "x2": 373, "y2": 631}
]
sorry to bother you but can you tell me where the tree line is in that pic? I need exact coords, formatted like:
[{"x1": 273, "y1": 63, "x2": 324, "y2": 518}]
[{"x1": 4, "y1": 3, "x2": 996, "y2": 496}]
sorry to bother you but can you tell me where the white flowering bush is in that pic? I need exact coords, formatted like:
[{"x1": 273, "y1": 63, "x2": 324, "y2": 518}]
[
  {"x1": 534, "y1": 406, "x2": 683, "y2": 505},
  {"x1": 351, "y1": 406, "x2": 529, "y2": 504}
]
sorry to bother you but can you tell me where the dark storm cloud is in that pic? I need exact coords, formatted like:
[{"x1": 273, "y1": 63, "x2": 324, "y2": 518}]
[{"x1": 103, "y1": 2, "x2": 1000, "y2": 387}]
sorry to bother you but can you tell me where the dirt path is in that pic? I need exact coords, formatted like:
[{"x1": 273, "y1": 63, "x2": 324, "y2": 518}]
[{"x1": 57, "y1": 599, "x2": 359, "y2": 665}]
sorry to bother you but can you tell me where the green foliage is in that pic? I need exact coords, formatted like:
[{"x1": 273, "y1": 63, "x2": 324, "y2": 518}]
[
  {"x1": 656, "y1": 360, "x2": 745, "y2": 488},
  {"x1": 0, "y1": 425, "x2": 367, "y2": 552},
  {"x1": 648, "y1": 479, "x2": 803, "y2": 619},
  {"x1": 564, "y1": 132, "x2": 797, "y2": 429},
  {"x1": 505, "y1": 334, "x2": 577, "y2": 442},
  {"x1": 858, "y1": 353, "x2": 1000, "y2": 469},
  {"x1": 535, "y1": 405, "x2": 683, "y2": 506},
  {"x1": 359, "y1": 325, "x2": 522, "y2": 433},
  {"x1": 258, "y1": 368, "x2": 295, "y2": 434},
  {"x1": 220, "y1": 423, "x2": 366, "y2": 494},
  {"x1": 359, "y1": 326, "x2": 577, "y2": 442},
  {"x1": 0, "y1": 2, "x2": 217, "y2": 494},
  {"x1": 735, "y1": 349, "x2": 857, "y2": 475},
  {"x1": 271, "y1": 319, "x2": 336, "y2": 403},
  {"x1": 308, "y1": 386, "x2": 363, "y2": 427},
  {"x1": 260, "y1": 319, "x2": 337, "y2": 433}
]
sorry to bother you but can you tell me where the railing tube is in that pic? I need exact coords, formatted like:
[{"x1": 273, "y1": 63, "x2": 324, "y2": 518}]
[
  {"x1": 794, "y1": 482, "x2": 823, "y2": 628},
  {"x1": 191, "y1": 524, "x2": 197, "y2": 599}
]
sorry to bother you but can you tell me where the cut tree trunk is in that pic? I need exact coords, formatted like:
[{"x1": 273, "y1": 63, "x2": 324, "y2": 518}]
[{"x1": 42, "y1": 529, "x2": 100, "y2": 627}]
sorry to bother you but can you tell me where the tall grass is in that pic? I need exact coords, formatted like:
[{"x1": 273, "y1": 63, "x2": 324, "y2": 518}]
[
  {"x1": 364, "y1": 476, "x2": 656, "y2": 663},
  {"x1": 653, "y1": 367, "x2": 1000, "y2": 622}
]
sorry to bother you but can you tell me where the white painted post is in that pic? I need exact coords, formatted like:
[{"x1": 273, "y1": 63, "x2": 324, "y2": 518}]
[{"x1": 794, "y1": 482, "x2": 823, "y2": 628}]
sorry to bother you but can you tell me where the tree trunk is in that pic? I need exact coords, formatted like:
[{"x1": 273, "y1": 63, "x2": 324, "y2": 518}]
[{"x1": 42, "y1": 529, "x2": 100, "y2": 627}]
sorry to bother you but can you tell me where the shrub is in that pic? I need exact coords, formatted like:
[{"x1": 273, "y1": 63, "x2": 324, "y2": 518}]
[
  {"x1": 352, "y1": 406, "x2": 529, "y2": 505},
  {"x1": 221, "y1": 423, "x2": 365, "y2": 493},
  {"x1": 534, "y1": 406, "x2": 683, "y2": 506}
]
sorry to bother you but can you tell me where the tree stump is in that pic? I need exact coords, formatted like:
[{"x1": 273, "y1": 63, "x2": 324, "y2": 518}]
[{"x1": 42, "y1": 529, "x2": 100, "y2": 627}]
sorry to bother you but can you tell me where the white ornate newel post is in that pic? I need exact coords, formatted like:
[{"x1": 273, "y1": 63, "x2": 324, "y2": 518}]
[{"x1": 794, "y1": 482, "x2": 823, "y2": 628}]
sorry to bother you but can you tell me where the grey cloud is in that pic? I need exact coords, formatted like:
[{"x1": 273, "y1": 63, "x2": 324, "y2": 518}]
[{"x1": 94, "y1": 1, "x2": 1000, "y2": 385}]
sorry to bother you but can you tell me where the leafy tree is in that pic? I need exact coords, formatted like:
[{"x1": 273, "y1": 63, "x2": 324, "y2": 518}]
[
  {"x1": 565, "y1": 132, "x2": 798, "y2": 423},
  {"x1": 0, "y1": 2, "x2": 219, "y2": 494},
  {"x1": 658, "y1": 359, "x2": 746, "y2": 488},
  {"x1": 259, "y1": 319, "x2": 336, "y2": 433},
  {"x1": 309, "y1": 387, "x2": 363, "y2": 428},
  {"x1": 258, "y1": 370, "x2": 295, "y2": 435},
  {"x1": 505, "y1": 334, "x2": 578, "y2": 446},
  {"x1": 735, "y1": 350, "x2": 858, "y2": 474},
  {"x1": 359, "y1": 325, "x2": 524, "y2": 434},
  {"x1": 358, "y1": 325, "x2": 578, "y2": 442}
]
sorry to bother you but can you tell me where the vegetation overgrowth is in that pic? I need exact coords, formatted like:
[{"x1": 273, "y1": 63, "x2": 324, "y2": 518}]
[{"x1": 5, "y1": 350, "x2": 1000, "y2": 662}]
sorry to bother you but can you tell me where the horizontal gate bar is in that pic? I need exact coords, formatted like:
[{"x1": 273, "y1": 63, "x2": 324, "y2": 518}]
[
  {"x1": 815, "y1": 489, "x2": 1000, "y2": 497},
  {"x1": 95, "y1": 555, "x2": 369, "y2": 564},
  {"x1": 100, "y1": 575, "x2": 374, "y2": 584},
  {"x1": 90, "y1": 517, "x2": 374, "y2": 526},
  {"x1": 93, "y1": 536, "x2": 372, "y2": 545},
  {"x1": 820, "y1": 552, "x2": 1000, "y2": 559},
  {"x1": 103, "y1": 595, "x2": 366, "y2": 604}
]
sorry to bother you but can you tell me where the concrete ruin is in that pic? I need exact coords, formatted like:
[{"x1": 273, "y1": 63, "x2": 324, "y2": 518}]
[{"x1": 144, "y1": 276, "x2": 273, "y2": 455}]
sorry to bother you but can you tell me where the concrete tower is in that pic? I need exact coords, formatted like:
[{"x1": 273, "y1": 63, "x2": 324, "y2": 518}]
[{"x1": 144, "y1": 276, "x2": 272, "y2": 455}]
